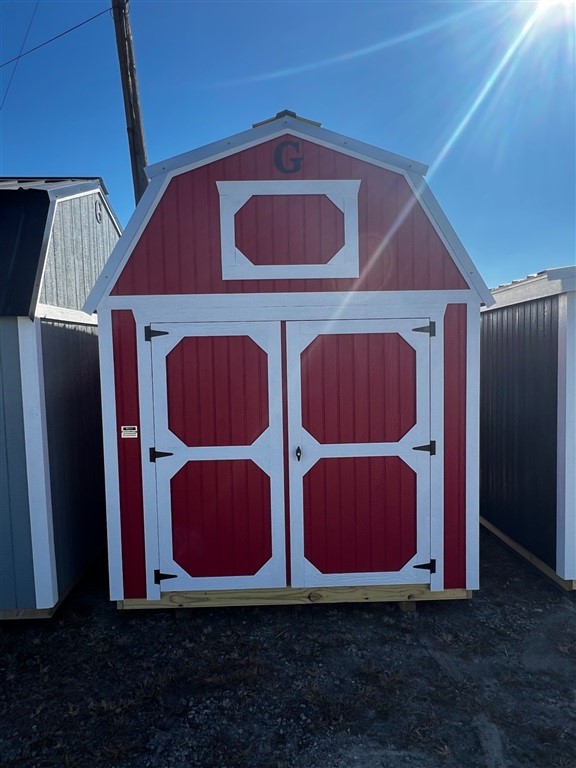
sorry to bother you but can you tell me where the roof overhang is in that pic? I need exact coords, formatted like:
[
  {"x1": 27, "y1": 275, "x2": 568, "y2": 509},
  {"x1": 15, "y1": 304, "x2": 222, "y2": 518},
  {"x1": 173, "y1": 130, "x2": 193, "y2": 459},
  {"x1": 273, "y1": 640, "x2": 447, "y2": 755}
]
[
  {"x1": 483, "y1": 266, "x2": 576, "y2": 311},
  {"x1": 84, "y1": 114, "x2": 493, "y2": 312}
]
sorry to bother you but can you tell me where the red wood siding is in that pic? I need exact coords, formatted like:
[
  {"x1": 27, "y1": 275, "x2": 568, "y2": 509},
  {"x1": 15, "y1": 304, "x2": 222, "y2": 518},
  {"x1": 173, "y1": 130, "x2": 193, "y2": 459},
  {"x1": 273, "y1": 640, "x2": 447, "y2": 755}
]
[
  {"x1": 301, "y1": 333, "x2": 416, "y2": 444},
  {"x1": 303, "y1": 457, "x2": 417, "y2": 573},
  {"x1": 444, "y1": 304, "x2": 467, "y2": 589},
  {"x1": 170, "y1": 460, "x2": 272, "y2": 577},
  {"x1": 166, "y1": 336, "x2": 268, "y2": 447},
  {"x1": 112, "y1": 135, "x2": 469, "y2": 296},
  {"x1": 112, "y1": 310, "x2": 146, "y2": 599},
  {"x1": 235, "y1": 194, "x2": 344, "y2": 265}
]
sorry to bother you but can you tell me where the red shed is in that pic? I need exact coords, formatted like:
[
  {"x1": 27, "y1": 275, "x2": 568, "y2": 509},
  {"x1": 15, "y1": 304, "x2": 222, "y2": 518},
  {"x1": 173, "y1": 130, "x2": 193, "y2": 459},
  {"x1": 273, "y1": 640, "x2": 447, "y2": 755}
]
[{"x1": 86, "y1": 112, "x2": 493, "y2": 609}]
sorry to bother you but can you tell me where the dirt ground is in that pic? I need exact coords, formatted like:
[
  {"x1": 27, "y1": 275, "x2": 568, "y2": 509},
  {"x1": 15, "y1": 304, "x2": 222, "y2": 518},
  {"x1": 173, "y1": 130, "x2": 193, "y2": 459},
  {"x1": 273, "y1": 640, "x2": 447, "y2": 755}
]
[{"x1": 1, "y1": 529, "x2": 575, "y2": 768}]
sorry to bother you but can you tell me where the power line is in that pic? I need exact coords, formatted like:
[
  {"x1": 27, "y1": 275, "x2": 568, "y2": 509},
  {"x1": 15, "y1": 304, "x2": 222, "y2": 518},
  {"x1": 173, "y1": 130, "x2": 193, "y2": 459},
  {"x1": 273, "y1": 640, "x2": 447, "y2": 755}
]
[
  {"x1": 1, "y1": 0, "x2": 40, "y2": 111},
  {"x1": 0, "y1": 7, "x2": 111, "y2": 70}
]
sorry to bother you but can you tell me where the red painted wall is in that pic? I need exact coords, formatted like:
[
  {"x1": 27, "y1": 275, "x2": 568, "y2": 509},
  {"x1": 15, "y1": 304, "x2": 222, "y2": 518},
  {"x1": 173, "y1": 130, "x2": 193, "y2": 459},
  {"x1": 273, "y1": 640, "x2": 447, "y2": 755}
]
[
  {"x1": 112, "y1": 310, "x2": 146, "y2": 599},
  {"x1": 443, "y1": 304, "x2": 467, "y2": 589},
  {"x1": 112, "y1": 135, "x2": 469, "y2": 296}
]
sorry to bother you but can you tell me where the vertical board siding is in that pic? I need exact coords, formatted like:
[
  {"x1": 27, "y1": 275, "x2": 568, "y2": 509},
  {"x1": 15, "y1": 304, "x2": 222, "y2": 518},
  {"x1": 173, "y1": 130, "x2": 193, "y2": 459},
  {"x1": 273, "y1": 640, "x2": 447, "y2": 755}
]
[
  {"x1": 444, "y1": 304, "x2": 467, "y2": 589},
  {"x1": 235, "y1": 195, "x2": 345, "y2": 266},
  {"x1": 170, "y1": 460, "x2": 272, "y2": 578},
  {"x1": 303, "y1": 456, "x2": 417, "y2": 574},
  {"x1": 0, "y1": 318, "x2": 35, "y2": 611},
  {"x1": 112, "y1": 310, "x2": 146, "y2": 598},
  {"x1": 301, "y1": 333, "x2": 416, "y2": 444},
  {"x1": 41, "y1": 193, "x2": 119, "y2": 311},
  {"x1": 112, "y1": 136, "x2": 469, "y2": 296},
  {"x1": 480, "y1": 297, "x2": 558, "y2": 568},
  {"x1": 40, "y1": 320, "x2": 105, "y2": 594}
]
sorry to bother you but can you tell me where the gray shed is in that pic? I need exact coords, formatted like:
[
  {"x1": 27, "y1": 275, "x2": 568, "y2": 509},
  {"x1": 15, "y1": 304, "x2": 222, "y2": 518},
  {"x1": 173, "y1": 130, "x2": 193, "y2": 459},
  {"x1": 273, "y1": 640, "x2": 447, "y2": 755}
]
[
  {"x1": 1, "y1": 178, "x2": 121, "y2": 618},
  {"x1": 480, "y1": 267, "x2": 576, "y2": 590}
]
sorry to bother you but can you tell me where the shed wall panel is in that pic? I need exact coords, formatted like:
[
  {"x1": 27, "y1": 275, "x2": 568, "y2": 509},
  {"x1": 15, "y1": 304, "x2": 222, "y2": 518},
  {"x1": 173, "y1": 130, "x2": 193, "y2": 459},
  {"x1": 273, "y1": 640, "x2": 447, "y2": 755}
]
[
  {"x1": 41, "y1": 193, "x2": 119, "y2": 311},
  {"x1": 112, "y1": 310, "x2": 146, "y2": 598},
  {"x1": 0, "y1": 318, "x2": 36, "y2": 611},
  {"x1": 480, "y1": 297, "x2": 558, "y2": 568},
  {"x1": 40, "y1": 320, "x2": 106, "y2": 593},
  {"x1": 112, "y1": 136, "x2": 469, "y2": 297},
  {"x1": 444, "y1": 304, "x2": 467, "y2": 589}
]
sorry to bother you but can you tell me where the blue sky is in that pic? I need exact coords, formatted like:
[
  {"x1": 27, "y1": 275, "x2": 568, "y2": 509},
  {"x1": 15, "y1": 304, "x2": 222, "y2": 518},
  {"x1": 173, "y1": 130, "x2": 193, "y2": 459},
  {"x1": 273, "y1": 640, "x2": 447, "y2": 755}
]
[{"x1": 1, "y1": 0, "x2": 574, "y2": 289}]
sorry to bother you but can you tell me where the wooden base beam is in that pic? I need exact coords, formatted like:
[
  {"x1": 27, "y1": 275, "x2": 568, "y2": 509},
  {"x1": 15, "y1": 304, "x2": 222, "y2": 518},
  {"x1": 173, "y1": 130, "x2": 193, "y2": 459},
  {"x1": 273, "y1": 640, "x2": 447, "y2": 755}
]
[
  {"x1": 481, "y1": 517, "x2": 576, "y2": 591},
  {"x1": 118, "y1": 584, "x2": 471, "y2": 610},
  {"x1": 0, "y1": 604, "x2": 59, "y2": 621}
]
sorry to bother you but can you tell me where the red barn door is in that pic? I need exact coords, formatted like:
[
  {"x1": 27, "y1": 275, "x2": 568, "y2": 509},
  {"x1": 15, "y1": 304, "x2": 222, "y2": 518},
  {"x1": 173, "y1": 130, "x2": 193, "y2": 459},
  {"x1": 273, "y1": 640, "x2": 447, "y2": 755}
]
[
  {"x1": 150, "y1": 322, "x2": 286, "y2": 591},
  {"x1": 286, "y1": 319, "x2": 432, "y2": 587}
]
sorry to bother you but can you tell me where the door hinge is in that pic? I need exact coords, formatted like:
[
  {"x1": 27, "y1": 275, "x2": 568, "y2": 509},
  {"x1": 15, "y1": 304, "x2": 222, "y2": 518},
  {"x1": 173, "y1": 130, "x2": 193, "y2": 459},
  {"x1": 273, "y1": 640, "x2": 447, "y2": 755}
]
[
  {"x1": 144, "y1": 325, "x2": 169, "y2": 342},
  {"x1": 154, "y1": 569, "x2": 178, "y2": 585},
  {"x1": 414, "y1": 559, "x2": 436, "y2": 574},
  {"x1": 413, "y1": 440, "x2": 436, "y2": 455},
  {"x1": 412, "y1": 321, "x2": 436, "y2": 337},
  {"x1": 149, "y1": 447, "x2": 174, "y2": 462}
]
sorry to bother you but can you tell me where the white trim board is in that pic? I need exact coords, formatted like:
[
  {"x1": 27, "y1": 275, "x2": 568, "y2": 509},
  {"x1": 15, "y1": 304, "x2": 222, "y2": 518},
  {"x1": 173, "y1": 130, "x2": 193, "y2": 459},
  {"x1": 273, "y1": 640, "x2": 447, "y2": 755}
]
[
  {"x1": 217, "y1": 179, "x2": 360, "y2": 280},
  {"x1": 557, "y1": 291, "x2": 576, "y2": 580},
  {"x1": 17, "y1": 317, "x2": 59, "y2": 609},
  {"x1": 83, "y1": 116, "x2": 492, "y2": 313},
  {"x1": 35, "y1": 304, "x2": 98, "y2": 326}
]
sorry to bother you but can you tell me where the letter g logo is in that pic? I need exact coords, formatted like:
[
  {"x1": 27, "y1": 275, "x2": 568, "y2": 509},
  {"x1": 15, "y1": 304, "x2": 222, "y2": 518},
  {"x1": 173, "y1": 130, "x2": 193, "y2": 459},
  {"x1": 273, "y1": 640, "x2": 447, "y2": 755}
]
[{"x1": 274, "y1": 141, "x2": 302, "y2": 174}]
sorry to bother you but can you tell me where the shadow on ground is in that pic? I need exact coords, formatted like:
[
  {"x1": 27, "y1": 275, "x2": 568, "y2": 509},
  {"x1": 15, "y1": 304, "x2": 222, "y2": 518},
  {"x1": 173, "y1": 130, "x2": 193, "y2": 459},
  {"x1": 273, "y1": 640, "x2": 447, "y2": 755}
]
[{"x1": 1, "y1": 529, "x2": 575, "y2": 768}]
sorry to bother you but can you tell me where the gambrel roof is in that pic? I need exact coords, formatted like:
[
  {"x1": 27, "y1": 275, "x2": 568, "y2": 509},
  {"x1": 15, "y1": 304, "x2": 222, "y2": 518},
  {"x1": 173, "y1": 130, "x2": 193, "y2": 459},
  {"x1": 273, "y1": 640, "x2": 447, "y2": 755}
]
[
  {"x1": 1, "y1": 178, "x2": 120, "y2": 317},
  {"x1": 84, "y1": 112, "x2": 493, "y2": 312}
]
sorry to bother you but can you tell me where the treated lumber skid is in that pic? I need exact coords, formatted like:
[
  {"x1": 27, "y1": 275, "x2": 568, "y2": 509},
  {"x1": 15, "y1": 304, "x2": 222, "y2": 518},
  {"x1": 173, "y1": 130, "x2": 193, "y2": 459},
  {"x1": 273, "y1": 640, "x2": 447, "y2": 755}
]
[
  {"x1": 118, "y1": 585, "x2": 471, "y2": 610},
  {"x1": 481, "y1": 517, "x2": 576, "y2": 591},
  {"x1": 0, "y1": 605, "x2": 58, "y2": 621}
]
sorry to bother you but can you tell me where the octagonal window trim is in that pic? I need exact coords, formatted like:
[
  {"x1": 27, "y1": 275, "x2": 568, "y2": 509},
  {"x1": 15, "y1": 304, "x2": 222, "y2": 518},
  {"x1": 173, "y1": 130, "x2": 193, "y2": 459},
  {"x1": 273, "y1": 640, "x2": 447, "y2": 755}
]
[{"x1": 217, "y1": 179, "x2": 360, "y2": 280}]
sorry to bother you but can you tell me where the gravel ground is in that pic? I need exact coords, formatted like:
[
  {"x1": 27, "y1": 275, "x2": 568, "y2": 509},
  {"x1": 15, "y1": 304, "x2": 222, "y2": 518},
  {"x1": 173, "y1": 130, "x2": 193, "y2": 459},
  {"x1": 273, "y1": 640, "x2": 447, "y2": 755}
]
[{"x1": 1, "y1": 529, "x2": 575, "y2": 768}]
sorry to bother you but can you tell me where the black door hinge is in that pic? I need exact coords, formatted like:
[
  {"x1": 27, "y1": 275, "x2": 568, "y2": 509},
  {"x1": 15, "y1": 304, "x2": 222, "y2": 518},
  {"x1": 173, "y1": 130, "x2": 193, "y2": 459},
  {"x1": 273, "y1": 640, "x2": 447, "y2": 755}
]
[
  {"x1": 154, "y1": 569, "x2": 178, "y2": 585},
  {"x1": 149, "y1": 447, "x2": 174, "y2": 462},
  {"x1": 144, "y1": 325, "x2": 169, "y2": 342},
  {"x1": 414, "y1": 559, "x2": 436, "y2": 574},
  {"x1": 412, "y1": 321, "x2": 436, "y2": 337},
  {"x1": 413, "y1": 440, "x2": 436, "y2": 455}
]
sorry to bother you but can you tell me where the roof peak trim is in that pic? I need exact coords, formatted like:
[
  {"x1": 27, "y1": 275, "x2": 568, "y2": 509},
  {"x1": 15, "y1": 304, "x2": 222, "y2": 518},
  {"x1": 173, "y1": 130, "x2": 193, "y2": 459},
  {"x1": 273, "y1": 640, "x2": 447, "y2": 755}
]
[{"x1": 145, "y1": 117, "x2": 429, "y2": 179}]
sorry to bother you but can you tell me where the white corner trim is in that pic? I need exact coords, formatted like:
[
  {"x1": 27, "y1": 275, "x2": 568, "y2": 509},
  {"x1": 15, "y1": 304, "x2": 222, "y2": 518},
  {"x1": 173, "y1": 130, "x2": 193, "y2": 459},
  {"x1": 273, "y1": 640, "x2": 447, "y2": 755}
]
[
  {"x1": 217, "y1": 179, "x2": 360, "y2": 280},
  {"x1": 557, "y1": 291, "x2": 576, "y2": 579},
  {"x1": 96, "y1": 311, "x2": 125, "y2": 601},
  {"x1": 35, "y1": 303, "x2": 98, "y2": 326},
  {"x1": 17, "y1": 318, "x2": 59, "y2": 609}
]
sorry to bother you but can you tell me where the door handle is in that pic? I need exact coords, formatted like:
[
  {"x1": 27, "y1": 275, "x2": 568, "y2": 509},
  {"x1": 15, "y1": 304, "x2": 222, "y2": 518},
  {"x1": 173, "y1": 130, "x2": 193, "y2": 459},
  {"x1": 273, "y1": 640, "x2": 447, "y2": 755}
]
[{"x1": 295, "y1": 446, "x2": 302, "y2": 461}]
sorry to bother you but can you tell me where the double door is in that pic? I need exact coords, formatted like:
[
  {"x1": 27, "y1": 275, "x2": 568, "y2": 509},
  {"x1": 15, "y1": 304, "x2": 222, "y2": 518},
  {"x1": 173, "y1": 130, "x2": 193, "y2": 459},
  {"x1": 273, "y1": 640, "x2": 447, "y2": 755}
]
[{"x1": 149, "y1": 318, "x2": 433, "y2": 592}]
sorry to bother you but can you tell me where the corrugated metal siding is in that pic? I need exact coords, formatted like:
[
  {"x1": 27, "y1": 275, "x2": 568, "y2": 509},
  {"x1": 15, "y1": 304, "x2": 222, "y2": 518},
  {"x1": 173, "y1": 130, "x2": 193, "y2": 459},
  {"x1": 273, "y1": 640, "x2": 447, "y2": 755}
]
[
  {"x1": 112, "y1": 310, "x2": 146, "y2": 599},
  {"x1": 0, "y1": 318, "x2": 35, "y2": 611},
  {"x1": 444, "y1": 304, "x2": 467, "y2": 590},
  {"x1": 40, "y1": 192, "x2": 119, "y2": 311},
  {"x1": 40, "y1": 320, "x2": 106, "y2": 593},
  {"x1": 112, "y1": 135, "x2": 469, "y2": 296},
  {"x1": 480, "y1": 297, "x2": 558, "y2": 568}
]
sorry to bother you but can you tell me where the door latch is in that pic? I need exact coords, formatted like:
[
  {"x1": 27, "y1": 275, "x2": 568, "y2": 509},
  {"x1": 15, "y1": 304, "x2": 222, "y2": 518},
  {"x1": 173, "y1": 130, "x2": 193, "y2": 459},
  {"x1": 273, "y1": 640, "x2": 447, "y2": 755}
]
[{"x1": 295, "y1": 446, "x2": 302, "y2": 461}]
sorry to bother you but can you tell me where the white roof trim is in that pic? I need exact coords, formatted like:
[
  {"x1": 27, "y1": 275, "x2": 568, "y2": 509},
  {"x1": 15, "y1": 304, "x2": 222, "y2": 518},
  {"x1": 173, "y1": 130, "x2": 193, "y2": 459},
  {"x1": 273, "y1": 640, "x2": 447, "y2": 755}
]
[
  {"x1": 84, "y1": 116, "x2": 490, "y2": 312},
  {"x1": 145, "y1": 116, "x2": 429, "y2": 179},
  {"x1": 482, "y1": 266, "x2": 576, "y2": 311}
]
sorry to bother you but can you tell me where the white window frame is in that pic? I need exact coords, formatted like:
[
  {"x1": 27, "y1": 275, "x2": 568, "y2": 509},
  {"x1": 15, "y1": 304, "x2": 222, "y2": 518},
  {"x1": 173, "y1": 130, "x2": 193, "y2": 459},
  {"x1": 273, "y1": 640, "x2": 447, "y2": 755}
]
[{"x1": 217, "y1": 180, "x2": 361, "y2": 280}]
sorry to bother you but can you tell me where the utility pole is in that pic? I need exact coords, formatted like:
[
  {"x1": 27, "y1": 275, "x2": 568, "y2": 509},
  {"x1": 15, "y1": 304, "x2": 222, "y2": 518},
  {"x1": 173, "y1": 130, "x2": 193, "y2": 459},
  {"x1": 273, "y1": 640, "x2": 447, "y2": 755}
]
[{"x1": 112, "y1": 0, "x2": 148, "y2": 204}]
